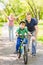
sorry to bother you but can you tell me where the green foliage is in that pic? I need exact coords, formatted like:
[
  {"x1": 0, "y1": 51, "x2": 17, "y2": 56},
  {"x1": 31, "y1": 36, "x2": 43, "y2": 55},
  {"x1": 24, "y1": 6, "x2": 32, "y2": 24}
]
[
  {"x1": 0, "y1": 0, "x2": 43, "y2": 22},
  {"x1": 37, "y1": 20, "x2": 43, "y2": 43},
  {"x1": 37, "y1": 36, "x2": 43, "y2": 42}
]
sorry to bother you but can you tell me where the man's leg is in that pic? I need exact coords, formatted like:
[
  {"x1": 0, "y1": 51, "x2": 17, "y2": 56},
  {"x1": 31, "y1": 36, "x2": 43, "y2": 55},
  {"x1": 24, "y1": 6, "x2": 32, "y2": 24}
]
[
  {"x1": 32, "y1": 40, "x2": 37, "y2": 55},
  {"x1": 32, "y1": 31, "x2": 37, "y2": 56}
]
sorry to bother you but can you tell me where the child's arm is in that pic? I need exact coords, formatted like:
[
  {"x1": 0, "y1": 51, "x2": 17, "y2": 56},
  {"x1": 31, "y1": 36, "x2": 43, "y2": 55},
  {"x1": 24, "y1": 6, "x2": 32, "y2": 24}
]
[{"x1": 16, "y1": 28, "x2": 20, "y2": 36}]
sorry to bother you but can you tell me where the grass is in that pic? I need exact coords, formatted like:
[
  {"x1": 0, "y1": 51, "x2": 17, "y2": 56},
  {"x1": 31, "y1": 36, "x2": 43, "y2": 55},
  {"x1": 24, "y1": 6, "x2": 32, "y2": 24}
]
[
  {"x1": 0, "y1": 22, "x2": 4, "y2": 35},
  {"x1": 0, "y1": 27, "x2": 2, "y2": 35},
  {"x1": 37, "y1": 36, "x2": 43, "y2": 43},
  {"x1": 0, "y1": 22, "x2": 4, "y2": 27},
  {"x1": 37, "y1": 20, "x2": 43, "y2": 43}
]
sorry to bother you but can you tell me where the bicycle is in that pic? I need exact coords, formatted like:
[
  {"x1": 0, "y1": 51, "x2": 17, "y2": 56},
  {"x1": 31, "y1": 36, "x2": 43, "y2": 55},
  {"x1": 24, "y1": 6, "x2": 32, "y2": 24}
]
[{"x1": 17, "y1": 33, "x2": 28, "y2": 64}]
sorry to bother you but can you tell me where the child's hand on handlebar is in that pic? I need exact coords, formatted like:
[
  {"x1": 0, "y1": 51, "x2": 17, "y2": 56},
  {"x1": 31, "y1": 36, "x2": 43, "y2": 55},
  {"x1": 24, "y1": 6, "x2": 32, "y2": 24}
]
[
  {"x1": 28, "y1": 32, "x2": 32, "y2": 36},
  {"x1": 16, "y1": 33, "x2": 19, "y2": 36}
]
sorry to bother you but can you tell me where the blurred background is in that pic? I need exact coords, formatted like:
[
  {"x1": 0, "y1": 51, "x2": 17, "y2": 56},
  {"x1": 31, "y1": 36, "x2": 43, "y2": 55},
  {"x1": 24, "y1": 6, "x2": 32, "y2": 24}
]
[{"x1": 0, "y1": 0, "x2": 43, "y2": 43}]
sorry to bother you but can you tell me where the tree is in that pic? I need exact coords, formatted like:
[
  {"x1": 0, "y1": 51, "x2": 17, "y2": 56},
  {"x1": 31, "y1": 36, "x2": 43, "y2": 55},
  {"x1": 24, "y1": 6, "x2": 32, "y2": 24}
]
[{"x1": 0, "y1": 0, "x2": 43, "y2": 23}]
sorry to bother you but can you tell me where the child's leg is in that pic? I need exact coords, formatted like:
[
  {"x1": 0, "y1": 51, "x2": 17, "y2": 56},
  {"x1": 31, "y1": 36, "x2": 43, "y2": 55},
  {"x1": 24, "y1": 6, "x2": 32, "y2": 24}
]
[
  {"x1": 23, "y1": 38, "x2": 28, "y2": 44},
  {"x1": 16, "y1": 37, "x2": 21, "y2": 52},
  {"x1": 23, "y1": 38, "x2": 28, "y2": 51}
]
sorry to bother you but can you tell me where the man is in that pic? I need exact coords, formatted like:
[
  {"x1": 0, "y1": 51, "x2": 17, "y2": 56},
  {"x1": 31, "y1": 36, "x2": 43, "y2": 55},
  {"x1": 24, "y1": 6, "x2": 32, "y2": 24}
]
[{"x1": 25, "y1": 12, "x2": 38, "y2": 56}]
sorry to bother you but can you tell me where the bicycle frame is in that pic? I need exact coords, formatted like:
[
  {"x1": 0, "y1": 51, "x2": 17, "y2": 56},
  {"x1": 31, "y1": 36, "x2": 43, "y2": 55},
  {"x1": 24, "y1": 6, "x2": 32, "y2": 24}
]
[{"x1": 18, "y1": 38, "x2": 27, "y2": 55}]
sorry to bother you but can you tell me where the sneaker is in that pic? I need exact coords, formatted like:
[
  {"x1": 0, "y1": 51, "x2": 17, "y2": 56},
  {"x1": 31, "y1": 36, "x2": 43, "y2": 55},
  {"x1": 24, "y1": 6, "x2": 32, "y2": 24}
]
[
  {"x1": 18, "y1": 53, "x2": 21, "y2": 59},
  {"x1": 32, "y1": 53, "x2": 36, "y2": 56}
]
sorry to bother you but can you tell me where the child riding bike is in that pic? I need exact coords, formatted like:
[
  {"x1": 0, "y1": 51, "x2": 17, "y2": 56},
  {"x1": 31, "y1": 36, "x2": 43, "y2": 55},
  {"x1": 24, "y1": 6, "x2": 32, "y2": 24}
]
[{"x1": 15, "y1": 21, "x2": 32, "y2": 54}]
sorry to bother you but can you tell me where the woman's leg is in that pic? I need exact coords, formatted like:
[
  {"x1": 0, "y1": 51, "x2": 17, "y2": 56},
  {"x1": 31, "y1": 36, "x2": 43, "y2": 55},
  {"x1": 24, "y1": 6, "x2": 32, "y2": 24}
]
[
  {"x1": 12, "y1": 26, "x2": 14, "y2": 41},
  {"x1": 9, "y1": 27, "x2": 11, "y2": 41}
]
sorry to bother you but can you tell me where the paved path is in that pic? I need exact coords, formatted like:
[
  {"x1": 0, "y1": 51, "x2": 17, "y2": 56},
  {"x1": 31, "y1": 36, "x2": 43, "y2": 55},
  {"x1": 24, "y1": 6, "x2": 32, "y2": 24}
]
[{"x1": 0, "y1": 37, "x2": 43, "y2": 65}]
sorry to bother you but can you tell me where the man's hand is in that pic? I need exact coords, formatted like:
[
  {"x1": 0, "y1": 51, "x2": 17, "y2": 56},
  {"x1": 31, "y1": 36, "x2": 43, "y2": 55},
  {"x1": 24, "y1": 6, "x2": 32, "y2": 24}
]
[
  {"x1": 35, "y1": 25, "x2": 38, "y2": 38},
  {"x1": 32, "y1": 36, "x2": 36, "y2": 41}
]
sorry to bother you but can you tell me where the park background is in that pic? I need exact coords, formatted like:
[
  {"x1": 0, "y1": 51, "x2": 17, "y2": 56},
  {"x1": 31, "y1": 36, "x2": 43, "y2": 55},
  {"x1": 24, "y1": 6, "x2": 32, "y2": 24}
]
[{"x1": 0, "y1": 0, "x2": 43, "y2": 43}]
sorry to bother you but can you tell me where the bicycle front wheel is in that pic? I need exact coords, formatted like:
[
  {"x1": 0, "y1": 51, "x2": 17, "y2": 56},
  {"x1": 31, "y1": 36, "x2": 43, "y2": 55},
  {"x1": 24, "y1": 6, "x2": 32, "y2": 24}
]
[{"x1": 23, "y1": 46, "x2": 28, "y2": 64}]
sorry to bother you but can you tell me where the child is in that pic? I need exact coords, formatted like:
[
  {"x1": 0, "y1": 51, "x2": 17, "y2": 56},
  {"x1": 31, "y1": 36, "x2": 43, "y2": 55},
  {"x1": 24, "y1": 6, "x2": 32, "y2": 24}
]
[
  {"x1": 4, "y1": 13, "x2": 17, "y2": 41},
  {"x1": 8, "y1": 13, "x2": 15, "y2": 41},
  {"x1": 15, "y1": 21, "x2": 31, "y2": 53}
]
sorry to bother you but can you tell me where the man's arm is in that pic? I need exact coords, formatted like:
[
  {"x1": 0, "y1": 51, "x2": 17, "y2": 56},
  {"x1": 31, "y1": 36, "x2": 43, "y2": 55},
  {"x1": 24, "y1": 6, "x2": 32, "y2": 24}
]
[{"x1": 35, "y1": 25, "x2": 38, "y2": 38}]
